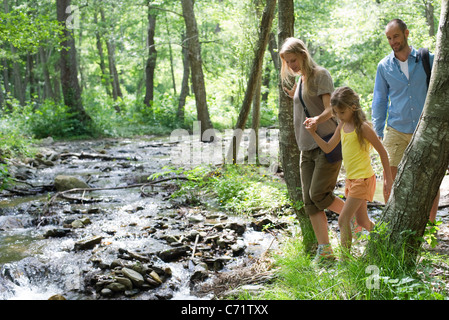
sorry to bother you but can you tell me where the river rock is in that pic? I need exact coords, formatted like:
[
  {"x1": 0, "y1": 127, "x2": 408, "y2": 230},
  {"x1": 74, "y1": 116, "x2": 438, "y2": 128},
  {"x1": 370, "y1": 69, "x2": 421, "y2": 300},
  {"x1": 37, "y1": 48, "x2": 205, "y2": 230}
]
[
  {"x1": 188, "y1": 214, "x2": 205, "y2": 223},
  {"x1": 122, "y1": 267, "x2": 144, "y2": 287},
  {"x1": 54, "y1": 175, "x2": 90, "y2": 191},
  {"x1": 9, "y1": 164, "x2": 35, "y2": 180},
  {"x1": 149, "y1": 270, "x2": 163, "y2": 284},
  {"x1": 48, "y1": 294, "x2": 66, "y2": 300},
  {"x1": 74, "y1": 235, "x2": 103, "y2": 251},
  {"x1": 71, "y1": 220, "x2": 84, "y2": 229},
  {"x1": 115, "y1": 277, "x2": 133, "y2": 290},
  {"x1": 0, "y1": 217, "x2": 24, "y2": 231},
  {"x1": 157, "y1": 246, "x2": 189, "y2": 262},
  {"x1": 100, "y1": 288, "x2": 114, "y2": 297},
  {"x1": 106, "y1": 282, "x2": 127, "y2": 292},
  {"x1": 226, "y1": 222, "x2": 246, "y2": 235},
  {"x1": 251, "y1": 217, "x2": 274, "y2": 231},
  {"x1": 44, "y1": 228, "x2": 71, "y2": 238}
]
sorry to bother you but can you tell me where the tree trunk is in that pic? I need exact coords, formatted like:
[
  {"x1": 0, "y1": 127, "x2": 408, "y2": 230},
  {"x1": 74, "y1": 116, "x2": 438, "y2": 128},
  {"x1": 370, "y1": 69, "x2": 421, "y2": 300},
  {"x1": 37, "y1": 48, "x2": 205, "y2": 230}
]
[
  {"x1": 181, "y1": 0, "x2": 214, "y2": 140},
  {"x1": 39, "y1": 47, "x2": 56, "y2": 101},
  {"x1": 56, "y1": 0, "x2": 91, "y2": 124},
  {"x1": 100, "y1": 8, "x2": 122, "y2": 104},
  {"x1": 0, "y1": 73, "x2": 4, "y2": 110},
  {"x1": 277, "y1": 0, "x2": 316, "y2": 252},
  {"x1": 165, "y1": 15, "x2": 176, "y2": 96},
  {"x1": 225, "y1": 0, "x2": 276, "y2": 162},
  {"x1": 366, "y1": 0, "x2": 449, "y2": 266},
  {"x1": 10, "y1": 46, "x2": 25, "y2": 106},
  {"x1": 177, "y1": 32, "x2": 190, "y2": 124},
  {"x1": 25, "y1": 53, "x2": 36, "y2": 102},
  {"x1": 2, "y1": 59, "x2": 10, "y2": 94},
  {"x1": 3, "y1": 0, "x2": 25, "y2": 106},
  {"x1": 93, "y1": 10, "x2": 111, "y2": 97},
  {"x1": 425, "y1": 0, "x2": 435, "y2": 37},
  {"x1": 249, "y1": 72, "x2": 262, "y2": 165},
  {"x1": 144, "y1": 6, "x2": 157, "y2": 112}
]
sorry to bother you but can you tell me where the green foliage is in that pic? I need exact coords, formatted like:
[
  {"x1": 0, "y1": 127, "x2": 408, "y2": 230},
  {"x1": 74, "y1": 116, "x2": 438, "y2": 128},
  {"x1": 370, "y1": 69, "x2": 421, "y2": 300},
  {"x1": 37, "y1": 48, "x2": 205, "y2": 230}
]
[
  {"x1": 0, "y1": 106, "x2": 35, "y2": 189},
  {"x1": 0, "y1": 108, "x2": 33, "y2": 159},
  {"x1": 1, "y1": 0, "x2": 441, "y2": 137},
  {"x1": 0, "y1": 163, "x2": 10, "y2": 190},
  {"x1": 25, "y1": 101, "x2": 87, "y2": 139},
  {"x1": 247, "y1": 236, "x2": 448, "y2": 300},
  {"x1": 169, "y1": 164, "x2": 290, "y2": 215},
  {"x1": 0, "y1": 7, "x2": 63, "y2": 59},
  {"x1": 423, "y1": 220, "x2": 442, "y2": 248}
]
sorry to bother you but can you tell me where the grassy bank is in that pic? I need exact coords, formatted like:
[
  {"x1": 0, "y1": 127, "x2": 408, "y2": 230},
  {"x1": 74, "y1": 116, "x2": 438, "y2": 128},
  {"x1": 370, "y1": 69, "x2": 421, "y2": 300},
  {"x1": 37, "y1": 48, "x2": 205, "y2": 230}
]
[{"x1": 169, "y1": 163, "x2": 449, "y2": 300}]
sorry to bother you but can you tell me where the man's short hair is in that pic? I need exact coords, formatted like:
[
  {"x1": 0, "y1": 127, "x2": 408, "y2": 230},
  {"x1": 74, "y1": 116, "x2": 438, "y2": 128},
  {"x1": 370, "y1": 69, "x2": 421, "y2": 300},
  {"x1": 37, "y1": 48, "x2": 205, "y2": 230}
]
[{"x1": 386, "y1": 19, "x2": 408, "y2": 32}]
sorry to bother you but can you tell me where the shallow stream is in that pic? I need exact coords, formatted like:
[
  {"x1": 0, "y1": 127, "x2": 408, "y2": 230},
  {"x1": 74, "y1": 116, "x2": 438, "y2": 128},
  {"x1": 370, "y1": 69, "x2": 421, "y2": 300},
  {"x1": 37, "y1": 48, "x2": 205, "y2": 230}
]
[{"x1": 0, "y1": 135, "x2": 277, "y2": 300}]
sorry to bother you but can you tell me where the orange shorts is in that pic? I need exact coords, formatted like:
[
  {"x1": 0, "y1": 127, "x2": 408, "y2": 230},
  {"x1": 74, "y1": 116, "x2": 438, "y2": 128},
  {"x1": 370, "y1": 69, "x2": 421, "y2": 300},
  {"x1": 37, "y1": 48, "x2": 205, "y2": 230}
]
[{"x1": 345, "y1": 175, "x2": 376, "y2": 202}]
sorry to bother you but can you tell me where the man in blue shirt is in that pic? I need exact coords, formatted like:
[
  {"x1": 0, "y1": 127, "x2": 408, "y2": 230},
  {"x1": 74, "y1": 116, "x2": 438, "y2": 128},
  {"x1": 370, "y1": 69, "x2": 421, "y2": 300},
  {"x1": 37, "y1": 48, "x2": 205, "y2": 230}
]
[{"x1": 372, "y1": 19, "x2": 438, "y2": 222}]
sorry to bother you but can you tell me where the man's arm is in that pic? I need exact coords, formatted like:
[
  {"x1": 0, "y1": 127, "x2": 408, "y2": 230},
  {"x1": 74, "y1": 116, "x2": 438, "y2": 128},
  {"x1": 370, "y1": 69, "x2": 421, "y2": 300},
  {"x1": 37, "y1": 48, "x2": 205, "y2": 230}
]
[{"x1": 371, "y1": 64, "x2": 389, "y2": 139}]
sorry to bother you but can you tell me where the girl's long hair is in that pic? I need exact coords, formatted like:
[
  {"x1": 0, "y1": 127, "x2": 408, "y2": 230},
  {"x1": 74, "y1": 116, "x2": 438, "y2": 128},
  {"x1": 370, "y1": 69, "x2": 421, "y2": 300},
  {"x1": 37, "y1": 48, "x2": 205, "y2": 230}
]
[
  {"x1": 331, "y1": 86, "x2": 371, "y2": 150},
  {"x1": 279, "y1": 37, "x2": 317, "y2": 93}
]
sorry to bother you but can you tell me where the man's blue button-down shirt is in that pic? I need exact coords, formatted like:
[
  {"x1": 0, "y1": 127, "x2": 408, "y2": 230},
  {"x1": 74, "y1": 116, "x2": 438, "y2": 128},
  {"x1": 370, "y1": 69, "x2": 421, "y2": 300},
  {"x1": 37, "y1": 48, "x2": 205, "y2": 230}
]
[{"x1": 372, "y1": 47, "x2": 434, "y2": 138}]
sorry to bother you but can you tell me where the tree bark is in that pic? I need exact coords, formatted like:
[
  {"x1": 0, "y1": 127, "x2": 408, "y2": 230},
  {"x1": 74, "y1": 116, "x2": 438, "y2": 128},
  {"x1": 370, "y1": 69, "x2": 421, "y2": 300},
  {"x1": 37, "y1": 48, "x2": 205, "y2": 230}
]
[
  {"x1": 165, "y1": 15, "x2": 176, "y2": 96},
  {"x1": 93, "y1": 10, "x2": 111, "y2": 97},
  {"x1": 181, "y1": 0, "x2": 214, "y2": 140},
  {"x1": 225, "y1": 0, "x2": 276, "y2": 162},
  {"x1": 38, "y1": 47, "x2": 56, "y2": 101},
  {"x1": 56, "y1": 0, "x2": 91, "y2": 124},
  {"x1": 144, "y1": 6, "x2": 157, "y2": 111},
  {"x1": 277, "y1": 0, "x2": 316, "y2": 252},
  {"x1": 100, "y1": 8, "x2": 123, "y2": 104},
  {"x1": 425, "y1": 0, "x2": 435, "y2": 37},
  {"x1": 177, "y1": 32, "x2": 190, "y2": 124},
  {"x1": 366, "y1": 0, "x2": 449, "y2": 265}
]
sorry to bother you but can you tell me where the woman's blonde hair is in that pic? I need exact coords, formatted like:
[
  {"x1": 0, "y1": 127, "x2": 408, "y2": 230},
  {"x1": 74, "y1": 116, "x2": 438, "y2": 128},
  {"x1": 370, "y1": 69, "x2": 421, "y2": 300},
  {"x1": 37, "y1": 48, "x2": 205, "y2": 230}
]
[
  {"x1": 279, "y1": 37, "x2": 317, "y2": 93},
  {"x1": 331, "y1": 86, "x2": 371, "y2": 150}
]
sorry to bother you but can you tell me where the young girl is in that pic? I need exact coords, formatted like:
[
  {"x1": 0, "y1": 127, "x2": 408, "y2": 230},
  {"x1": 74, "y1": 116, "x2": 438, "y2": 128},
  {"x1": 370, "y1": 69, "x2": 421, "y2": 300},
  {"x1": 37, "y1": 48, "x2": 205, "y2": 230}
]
[{"x1": 305, "y1": 86, "x2": 393, "y2": 252}]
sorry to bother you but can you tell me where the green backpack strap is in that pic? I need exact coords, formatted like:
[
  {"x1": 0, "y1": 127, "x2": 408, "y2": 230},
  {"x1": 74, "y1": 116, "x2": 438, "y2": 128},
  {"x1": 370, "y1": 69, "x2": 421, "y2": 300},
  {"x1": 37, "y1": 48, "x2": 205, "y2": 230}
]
[{"x1": 418, "y1": 47, "x2": 431, "y2": 88}]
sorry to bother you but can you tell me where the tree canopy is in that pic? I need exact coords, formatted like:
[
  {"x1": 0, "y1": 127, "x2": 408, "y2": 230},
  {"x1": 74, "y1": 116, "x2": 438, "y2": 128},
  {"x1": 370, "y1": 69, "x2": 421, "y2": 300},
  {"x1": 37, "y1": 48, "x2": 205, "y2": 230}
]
[{"x1": 0, "y1": 0, "x2": 440, "y2": 138}]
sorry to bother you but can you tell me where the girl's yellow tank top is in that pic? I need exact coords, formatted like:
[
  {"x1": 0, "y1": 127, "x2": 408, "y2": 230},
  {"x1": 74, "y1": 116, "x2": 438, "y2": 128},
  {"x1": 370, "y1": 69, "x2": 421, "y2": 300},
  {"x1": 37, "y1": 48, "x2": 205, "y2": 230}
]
[{"x1": 340, "y1": 125, "x2": 374, "y2": 179}]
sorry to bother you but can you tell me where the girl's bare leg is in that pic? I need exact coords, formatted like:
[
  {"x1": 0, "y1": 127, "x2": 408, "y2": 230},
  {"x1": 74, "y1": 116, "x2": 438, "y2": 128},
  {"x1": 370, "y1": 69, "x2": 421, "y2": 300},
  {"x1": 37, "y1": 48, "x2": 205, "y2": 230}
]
[
  {"x1": 338, "y1": 197, "x2": 365, "y2": 249},
  {"x1": 354, "y1": 201, "x2": 374, "y2": 231}
]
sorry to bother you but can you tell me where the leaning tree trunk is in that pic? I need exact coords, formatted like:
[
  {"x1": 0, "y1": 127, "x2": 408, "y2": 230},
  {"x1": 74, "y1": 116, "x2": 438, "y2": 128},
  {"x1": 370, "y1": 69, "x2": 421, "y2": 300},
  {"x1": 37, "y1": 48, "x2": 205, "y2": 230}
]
[
  {"x1": 277, "y1": 0, "x2": 316, "y2": 252},
  {"x1": 181, "y1": 0, "x2": 214, "y2": 140},
  {"x1": 56, "y1": 0, "x2": 91, "y2": 125},
  {"x1": 225, "y1": 0, "x2": 276, "y2": 163},
  {"x1": 366, "y1": 0, "x2": 449, "y2": 266}
]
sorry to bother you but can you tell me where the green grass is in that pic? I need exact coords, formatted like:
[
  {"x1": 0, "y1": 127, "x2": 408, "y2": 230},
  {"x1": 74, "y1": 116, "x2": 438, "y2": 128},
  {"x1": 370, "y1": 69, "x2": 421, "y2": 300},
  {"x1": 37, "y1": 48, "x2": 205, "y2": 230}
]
[
  {"x1": 242, "y1": 233, "x2": 449, "y2": 300},
  {"x1": 167, "y1": 164, "x2": 290, "y2": 215},
  {"x1": 167, "y1": 163, "x2": 449, "y2": 300}
]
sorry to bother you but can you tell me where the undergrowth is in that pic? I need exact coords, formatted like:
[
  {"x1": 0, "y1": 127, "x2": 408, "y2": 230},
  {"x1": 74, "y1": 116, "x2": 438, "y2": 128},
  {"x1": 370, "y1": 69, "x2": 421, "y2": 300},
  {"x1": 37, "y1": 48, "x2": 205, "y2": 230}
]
[
  {"x1": 159, "y1": 164, "x2": 290, "y2": 215},
  {"x1": 163, "y1": 163, "x2": 449, "y2": 300}
]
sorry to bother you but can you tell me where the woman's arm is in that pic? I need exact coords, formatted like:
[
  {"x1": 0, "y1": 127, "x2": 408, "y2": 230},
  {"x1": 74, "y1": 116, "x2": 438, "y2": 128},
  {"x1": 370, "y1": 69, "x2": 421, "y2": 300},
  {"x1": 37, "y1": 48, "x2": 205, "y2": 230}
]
[
  {"x1": 303, "y1": 93, "x2": 334, "y2": 130},
  {"x1": 305, "y1": 120, "x2": 342, "y2": 154}
]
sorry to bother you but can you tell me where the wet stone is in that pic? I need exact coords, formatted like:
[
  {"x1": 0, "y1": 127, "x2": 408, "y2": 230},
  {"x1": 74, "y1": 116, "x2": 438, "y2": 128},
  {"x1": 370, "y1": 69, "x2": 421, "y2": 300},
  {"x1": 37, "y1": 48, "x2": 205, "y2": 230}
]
[
  {"x1": 122, "y1": 267, "x2": 144, "y2": 287},
  {"x1": 74, "y1": 235, "x2": 103, "y2": 251},
  {"x1": 158, "y1": 246, "x2": 190, "y2": 262},
  {"x1": 44, "y1": 228, "x2": 71, "y2": 238}
]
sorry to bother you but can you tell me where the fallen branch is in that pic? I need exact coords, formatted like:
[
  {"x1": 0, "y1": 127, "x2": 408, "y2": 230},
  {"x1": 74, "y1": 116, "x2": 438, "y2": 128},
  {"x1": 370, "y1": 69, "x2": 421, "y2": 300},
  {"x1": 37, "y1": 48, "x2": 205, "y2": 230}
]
[
  {"x1": 59, "y1": 152, "x2": 137, "y2": 161},
  {"x1": 41, "y1": 176, "x2": 190, "y2": 215}
]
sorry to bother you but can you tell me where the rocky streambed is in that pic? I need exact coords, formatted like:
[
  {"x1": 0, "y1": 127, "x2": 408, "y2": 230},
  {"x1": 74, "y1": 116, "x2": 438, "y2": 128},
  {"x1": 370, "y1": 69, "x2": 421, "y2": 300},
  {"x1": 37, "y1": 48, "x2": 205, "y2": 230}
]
[{"x1": 0, "y1": 135, "x2": 284, "y2": 300}]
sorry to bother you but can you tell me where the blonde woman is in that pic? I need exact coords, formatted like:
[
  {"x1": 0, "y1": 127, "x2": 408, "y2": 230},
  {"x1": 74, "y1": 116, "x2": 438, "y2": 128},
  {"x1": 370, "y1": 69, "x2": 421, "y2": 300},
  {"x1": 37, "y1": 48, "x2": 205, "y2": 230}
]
[{"x1": 280, "y1": 37, "x2": 344, "y2": 263}]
